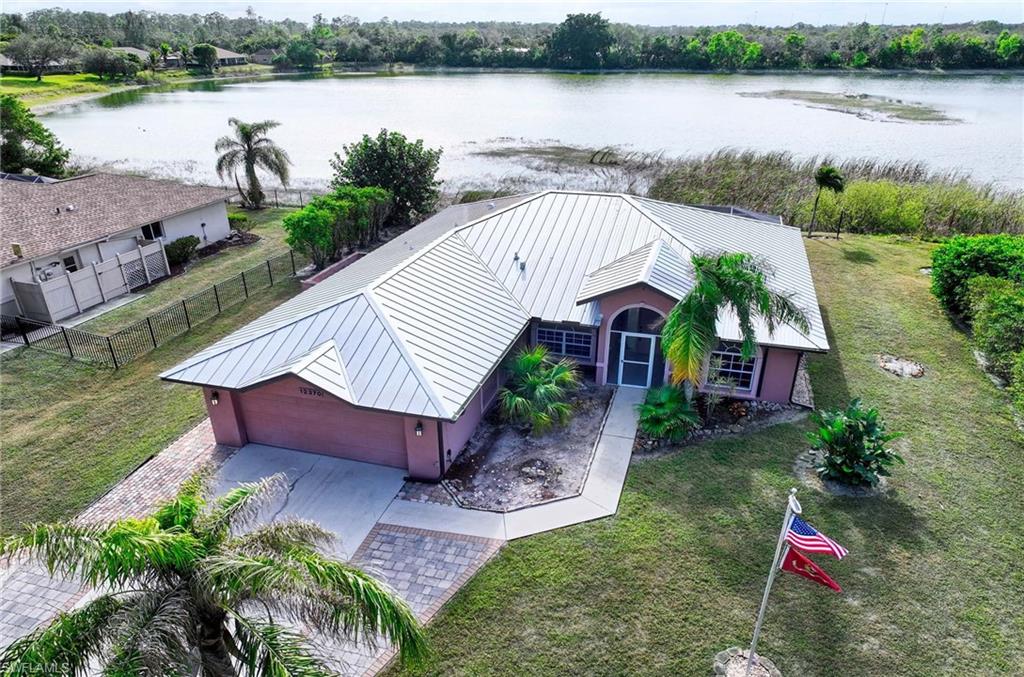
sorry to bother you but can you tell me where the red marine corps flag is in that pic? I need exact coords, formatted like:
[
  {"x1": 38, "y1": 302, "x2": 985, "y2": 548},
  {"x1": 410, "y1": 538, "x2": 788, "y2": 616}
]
[{"x1": 780, "y1": 545, "x2": 842, "y2": 593}]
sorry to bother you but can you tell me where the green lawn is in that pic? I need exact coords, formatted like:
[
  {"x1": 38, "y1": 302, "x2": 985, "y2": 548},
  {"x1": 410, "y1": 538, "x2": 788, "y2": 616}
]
[
  {"x1": 0, "y1": 279, "x2": 301, "y2": 534},
  {"x1": 78, "y1": 208, "x2": 293, "y2": 334},
  {"x1": 386, "y1": 235, "x2": 1023, "y2": 676},
  {"x1": 0, "y1": 73, "x2": 119, "y2": 106}
]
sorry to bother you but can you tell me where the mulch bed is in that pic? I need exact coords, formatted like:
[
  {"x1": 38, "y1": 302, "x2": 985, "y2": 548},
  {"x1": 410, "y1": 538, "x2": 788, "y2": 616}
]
[{"x1": 442, "y1": 384, "x2": 614, "y2": 512}]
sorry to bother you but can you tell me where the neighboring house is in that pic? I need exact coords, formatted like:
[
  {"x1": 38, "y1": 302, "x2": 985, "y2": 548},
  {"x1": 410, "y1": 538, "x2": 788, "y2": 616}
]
[
  {"x1": 249, "y1": 48, "x2": 281, "y2": 65},
  {"x1": 165, "y1": 51, "x2": 185, "y2": 68},
  {"x1": 185, "y1": 47, "x2": 247, "y2": 68},
  {"x1": 1, "y1": 173, "x2": 233, "y2": 322},
  {"x1": 0, "y1": 52, "x2": 77, "y2": 75},
  {"x1": 162, "y1": 191, "x2": 829, "y2": 481},
  {"x1": 111, "y1": 46, "x2": 151, "y2": 62}
]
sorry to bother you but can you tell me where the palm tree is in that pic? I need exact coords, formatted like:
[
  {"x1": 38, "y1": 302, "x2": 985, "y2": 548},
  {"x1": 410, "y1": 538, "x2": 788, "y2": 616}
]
[
  {"x1": 159, "y1": 42, "x2": 171, "y2": 67},
  {"x1": 215, "y1": 118, "x2": 291, "y2": 210},
  {"x1": 499, "y1": 345, "x2": 580, "y2": 434},
  {"x1": 661, "y1": 252, "x2": 811, "y2": 394},
  {"x1": 808, "y1": 164, "x2": 845, "y2": 237},
  {"x1": 0, "y1": 470, "x2": 427, "y2": 675}
]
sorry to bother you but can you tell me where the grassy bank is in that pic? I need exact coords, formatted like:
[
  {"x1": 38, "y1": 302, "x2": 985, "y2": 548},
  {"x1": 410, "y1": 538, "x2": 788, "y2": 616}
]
[
  {"x1": 387, "y1": 235, "x2": 1023, "y2": 676},
  {"x1": 0, "y1": 73, "x2": 121, "y2": 107},
  {"x1": 648, "y1": 150, "x2": 1023, "y2": 236},
  {"x1": 0, "y1": 280, "x2": 301, "y2": 534},
  {"x1": 78, "y1": 208, "x2": 293, "y2": 334}
]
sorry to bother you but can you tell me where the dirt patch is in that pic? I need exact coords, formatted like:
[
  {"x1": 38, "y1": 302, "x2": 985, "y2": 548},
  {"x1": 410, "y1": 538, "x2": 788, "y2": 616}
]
[
  {"x1": 794, "y1": 449, "x2": 890, "y2": 498},
  {"x1": 877, "y1": 354, "x2": 925, "y2": 378},
  {"x1": 443, "y1": 384, "x2": 614, "y2": 512}
]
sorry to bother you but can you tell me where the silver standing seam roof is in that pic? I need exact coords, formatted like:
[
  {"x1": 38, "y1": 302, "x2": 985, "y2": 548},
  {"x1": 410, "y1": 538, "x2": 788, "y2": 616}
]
[{"x1": 162, "y1": 191, "x2": 828, "y2": 420}]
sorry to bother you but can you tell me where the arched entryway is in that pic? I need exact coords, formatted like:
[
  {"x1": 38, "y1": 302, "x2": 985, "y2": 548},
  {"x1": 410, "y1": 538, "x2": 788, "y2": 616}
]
[{"x1": 606, "y1": 306, "x2": 667, "y2": 388}]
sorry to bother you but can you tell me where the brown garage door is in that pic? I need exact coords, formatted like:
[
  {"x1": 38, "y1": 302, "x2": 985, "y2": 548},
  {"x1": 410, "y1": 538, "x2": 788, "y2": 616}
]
[{"x1": 237, "y1": 377, "x2": 408, "y2": 469}]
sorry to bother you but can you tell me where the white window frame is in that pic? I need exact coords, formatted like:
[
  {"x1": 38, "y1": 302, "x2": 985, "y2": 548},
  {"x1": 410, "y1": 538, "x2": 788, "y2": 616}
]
[
  {"x1": 535, "y1": 323, "x2": 594, "y2": 361},
  {"x1": 705, "y1": 341, "x2": 760, "y2": 393},
  {"x1": 141, "y1": 221, "x2": 164, "y2": 240}
]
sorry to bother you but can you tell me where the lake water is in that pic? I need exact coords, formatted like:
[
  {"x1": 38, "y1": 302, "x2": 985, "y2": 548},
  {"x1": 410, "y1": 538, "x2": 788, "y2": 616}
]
[{"x1": 42, "y1": 71, "x2": 1024, "y2": 192}]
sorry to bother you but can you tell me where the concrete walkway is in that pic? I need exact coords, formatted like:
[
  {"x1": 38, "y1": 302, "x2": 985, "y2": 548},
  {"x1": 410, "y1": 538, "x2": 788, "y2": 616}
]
[
  {"x1": 0, "y1": 388, "x2": 644, "y2": 673},
  {"x1": 378, "y1": 387, "x2": 643, "y2": 541}
]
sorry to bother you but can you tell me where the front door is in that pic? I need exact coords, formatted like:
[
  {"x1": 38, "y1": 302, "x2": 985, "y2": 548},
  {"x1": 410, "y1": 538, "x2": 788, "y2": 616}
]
[{"x1": 618, "y1": 332, "x2": 655, "y2": 387}]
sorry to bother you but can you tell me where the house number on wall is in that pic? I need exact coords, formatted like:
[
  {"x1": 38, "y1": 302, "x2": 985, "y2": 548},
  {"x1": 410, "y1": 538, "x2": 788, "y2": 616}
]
[{"x1": 298, "y1": 387, "x2": 324, "y2": 397}]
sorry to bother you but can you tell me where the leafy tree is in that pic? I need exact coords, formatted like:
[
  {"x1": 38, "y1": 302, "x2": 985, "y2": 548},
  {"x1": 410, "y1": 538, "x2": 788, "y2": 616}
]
[
  {"x1": 191, "y1": 42, "x2": 218, "y2": 71},
  {"x1": 3, "y1": 34, "x2": 76, "y2": 80},
  {"x1": 285, "y1": 37, "x2": 319, "y2": 68},
  {"x1": 159, "y1": 41, "x2": 170, "y2": 66},
  {"x1": 809, "y1": 399, "x2": 904, "y2": 487},
  {"x1": 996, "y1": 30, "x2": 1022, "y2": 63},
  {"x1": 147, "y1": 49, "x2": 159, "y2": 71},
  {"x1": 661, "y1": 252, "x2": 810, "y2": 393},
  {"x1": 706, "y1": 30, "x2": 749, "y2": 70},
  {"x1": 635, "y1": 386, "x2": 700, "y2": 444},
  {"x1": 215, "y1": 118, "x2": 291, "y2": 209},
  {"x1": 808, "y1": 165, "x2": 845, "y2": 237},
  {"x1": 0, "y1": 471, "x2": 427, "y2": 674},
  {"x1": 547, "y1": 12, "x2": 614, "y2": 69},
  {"x1": 330, "y1": 129, "x2": 442, "y2": 227},
  {"x1": 0, "y1": 95, "x2": 69, "y2": 176},
  {"x1": 283, "y1": 204, "x2": 335, "y2": 269},
  {"x1": 499, "y1": 345, "x2": 580, "y2": 434}
]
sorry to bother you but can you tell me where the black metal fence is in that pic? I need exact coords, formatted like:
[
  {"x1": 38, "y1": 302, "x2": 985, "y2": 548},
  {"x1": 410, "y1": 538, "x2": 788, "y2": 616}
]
[{"x1": 2, "y1": 250, "x2": 309, "y2": 368}]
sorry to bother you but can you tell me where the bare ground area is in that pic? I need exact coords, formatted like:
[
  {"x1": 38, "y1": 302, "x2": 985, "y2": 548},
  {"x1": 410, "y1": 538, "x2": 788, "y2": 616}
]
[{"x1": 443, "y1": 384, "x2": 614, "y2": 511}]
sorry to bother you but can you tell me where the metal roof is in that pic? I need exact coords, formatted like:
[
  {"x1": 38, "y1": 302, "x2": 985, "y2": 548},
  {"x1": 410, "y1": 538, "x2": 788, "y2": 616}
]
[
  {"x1": 163, "y1": 191, "x2": 827, "y2": 419},
  {"x1": 576, "y1": 239, "x2": 694, "y2": 304}
]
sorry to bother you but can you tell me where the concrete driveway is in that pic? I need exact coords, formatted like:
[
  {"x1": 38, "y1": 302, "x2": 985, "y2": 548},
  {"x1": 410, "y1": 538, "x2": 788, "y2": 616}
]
[{"x1": 216, "y1": 444, "x2": 407, "y2": 559}]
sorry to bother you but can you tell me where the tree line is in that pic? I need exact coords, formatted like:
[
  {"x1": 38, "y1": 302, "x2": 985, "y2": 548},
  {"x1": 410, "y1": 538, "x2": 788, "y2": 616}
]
[{"x1": 1, "y1": 9, "x2": 1021, "y2": 71}]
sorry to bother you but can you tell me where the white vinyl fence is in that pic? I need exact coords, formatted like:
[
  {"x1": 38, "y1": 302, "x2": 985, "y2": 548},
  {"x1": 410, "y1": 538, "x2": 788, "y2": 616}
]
[{"x1": 11, "y1": 241, "x2": 169, "y2": 323}]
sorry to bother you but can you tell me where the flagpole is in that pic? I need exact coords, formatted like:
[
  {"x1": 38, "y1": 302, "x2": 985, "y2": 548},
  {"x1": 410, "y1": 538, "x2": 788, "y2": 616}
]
[{"x1": 745, "y1": 488, "x2": 801, "y2": 677}]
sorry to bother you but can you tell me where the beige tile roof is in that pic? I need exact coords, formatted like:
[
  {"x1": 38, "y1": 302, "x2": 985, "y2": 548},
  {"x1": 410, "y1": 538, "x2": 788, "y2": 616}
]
[{"x1": 0, "y1": 173, "x2": 233, "y2": 267}]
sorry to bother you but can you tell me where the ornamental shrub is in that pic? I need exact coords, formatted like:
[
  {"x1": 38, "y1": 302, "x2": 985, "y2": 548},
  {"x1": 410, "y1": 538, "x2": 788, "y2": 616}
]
[
  {"x1": 809, "y1": 399, "x2": 904, "y2": 487},
  {"x1": 931, "y1": 235, "x2": 1024, "y2": 318},
  {"x1": 164, "y1": 235, "x2": 200, "y2": 267},
  {"x1": 227, "y1": 212, "x2": 251, "y2": 231},
  {"x1": 499, "y1": 345, "x2": 580, "y2": 434},
  {"x1": 1011, "y1": 350, "x2": 1024, "y2": 414},
  {"x1": 635, "y1": 386, "x2": 701, "y2": 444},
  {"x1": 967, "y1": 276, "x2": 1024, "y2": 380}
]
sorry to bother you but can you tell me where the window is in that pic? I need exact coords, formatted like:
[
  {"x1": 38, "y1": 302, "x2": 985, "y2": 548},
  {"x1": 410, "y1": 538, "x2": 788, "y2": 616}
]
[
  {"x1": 536, "y1": 324, "x2": 593, "y2": 360},
  {"x1": 141, "y1": 222, "x2": 164, "y2": 240},
  {"x1": 708, "y1": 341, "x2": 758, "y2": 391},
  {"x1": 61, "y1": 255, "x2": 79, "y2": 273}
]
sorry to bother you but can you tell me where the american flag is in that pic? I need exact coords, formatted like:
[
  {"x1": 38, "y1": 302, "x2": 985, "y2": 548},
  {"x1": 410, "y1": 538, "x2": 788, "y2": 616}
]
[{"x1": 786, "y1": 516, "x2": 848, "y2": 559}]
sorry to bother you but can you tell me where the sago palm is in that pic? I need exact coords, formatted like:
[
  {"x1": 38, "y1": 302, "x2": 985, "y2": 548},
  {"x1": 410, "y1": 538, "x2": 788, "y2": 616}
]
[
  {"x1": 499, "y1": 345, "x2": 580, "y2": 434},
  {"x1": 215, "y1": 118, "x2": 291, "y2": 209},
  {"x1": 808, "y1": 164, "x2": 845, "y2": 237},
  {"x1": 0, "y1": 470, "x2": 427, "y2": 676},
  {"x1": 662, "y1": 252, "x2": 810, "y2": 391}
]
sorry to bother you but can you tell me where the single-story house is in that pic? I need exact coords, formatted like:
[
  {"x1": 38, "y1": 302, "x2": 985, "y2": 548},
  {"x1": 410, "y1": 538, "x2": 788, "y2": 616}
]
[
  {"x1": 111, "y1": 46, "x2": 151, "y2": 62},
  {"x1": 1, "y1": 173, "x2": 234, "y2": 322},
  {"x1": 249, "y1": 48, "x2": 281, "y2": 65},
  {"x1": 162, "y1": 191, "x2": 828, "y2": 481}
]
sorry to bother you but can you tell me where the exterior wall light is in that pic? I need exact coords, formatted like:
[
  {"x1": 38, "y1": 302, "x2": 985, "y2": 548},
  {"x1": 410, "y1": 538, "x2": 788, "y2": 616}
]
[
  {"x1": 210, "y1": 391, "x2": 220, "y2": 406},
  {"x1": 415, "y1": 421, "x2": 424, "y2": 437}
]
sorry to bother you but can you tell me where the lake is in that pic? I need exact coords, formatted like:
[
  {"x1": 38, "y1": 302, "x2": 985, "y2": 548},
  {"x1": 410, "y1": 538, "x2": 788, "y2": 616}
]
[{"x1": 42, "y1": 71, "x2": 1024, "y2": 192}]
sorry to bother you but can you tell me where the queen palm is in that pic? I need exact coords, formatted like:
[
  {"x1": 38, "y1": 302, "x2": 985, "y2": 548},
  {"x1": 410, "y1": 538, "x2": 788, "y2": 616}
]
[
  {"x1": 0, "y1": 471, "x2": 426, "y2": 676},
  {"x1": 215, "y1": 118, "x2": 291, "y2": 210},
  {"x1": 662, "y1": 252, "x2": 810, "y2": 395},
  {"x1": 808, "y1": 164, "x2": 845, "y2": 237}
]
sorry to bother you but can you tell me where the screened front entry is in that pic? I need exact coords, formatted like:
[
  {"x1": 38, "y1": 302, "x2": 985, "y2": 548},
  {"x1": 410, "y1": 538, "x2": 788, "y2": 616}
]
[{"x1": 607, "y1": 307, "x2": 666, "y2": 388}]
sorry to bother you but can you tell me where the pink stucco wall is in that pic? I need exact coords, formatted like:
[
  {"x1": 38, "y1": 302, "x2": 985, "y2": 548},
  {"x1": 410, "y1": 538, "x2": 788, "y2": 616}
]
[
  {"x1": 204, "y1": 387, "x2": 247, "y2": 447},
  {"x1": 757, "y1": 348, "x2": 802, "y2": 403},
  {"x1": 441, "y1": 371, "x2": 500, "y2": 471},
  {"x1": 595, "y1": 285, "x2": 675, "y2": 385}
]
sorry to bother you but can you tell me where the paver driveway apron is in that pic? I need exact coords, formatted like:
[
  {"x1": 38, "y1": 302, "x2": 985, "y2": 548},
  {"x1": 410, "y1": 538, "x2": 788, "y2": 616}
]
[{"x1": 217, "y1": 444, "x2": 407, "y2": 559}]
